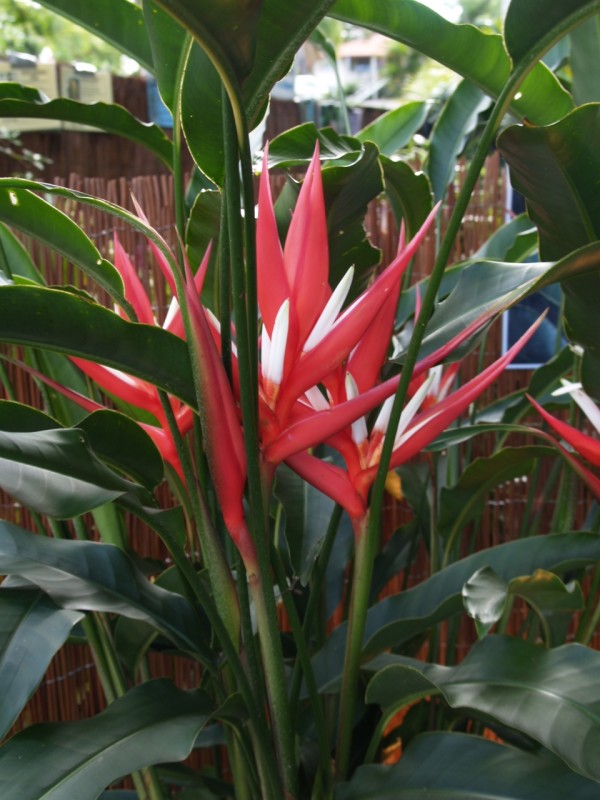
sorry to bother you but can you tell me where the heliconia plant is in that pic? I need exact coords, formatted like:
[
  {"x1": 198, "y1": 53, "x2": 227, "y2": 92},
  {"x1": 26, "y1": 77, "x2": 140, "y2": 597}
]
[{"x1": 0, "y1": 1, "x2": 600, "y2": 799}]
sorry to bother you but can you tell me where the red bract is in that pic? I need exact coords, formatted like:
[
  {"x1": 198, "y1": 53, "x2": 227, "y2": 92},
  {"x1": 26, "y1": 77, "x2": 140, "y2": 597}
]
[
  {"x1": 529, "y1": 387, "x2": 600, "y2": 500},
  {"x1": 70, "y1": 231, "x2": 207, "y2": 481},
  {"x1": 255, "y1": 144, "x2": 440, "y2": 465},
  {"x1": 284, "y1": 313, "x2": 544, "y2": 521}
]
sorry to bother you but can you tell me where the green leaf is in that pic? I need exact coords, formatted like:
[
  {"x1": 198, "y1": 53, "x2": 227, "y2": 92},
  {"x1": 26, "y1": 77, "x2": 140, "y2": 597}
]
[
  {"x1": 268, "y1": 123, "x2": 363, "y2": 168},
  {"x1": 274, "y1": 464, "x2": 336, "y2": 584},
  {"x1": 366, "y1": 636, "x2": 600, "y2": 783},
  {"x1": 356, "y1": 101, "x2": 429, "y2": 157},
  {"x1": 36, "y1": 0, "x2": 154, "y2": 71},
  {"x1": 498, "y1": 104, "x2": 600, "y2": 396},
  {"x1": 0, "y1": 426, "x2": 149, "y2": 518},
  {"x1": 0, "y1": 520, "x2": 212, "y2": 663},
  {"x1": 337, "y1": 732, "x2": 600, "y2": 798},
  {"x1": 180, "y1": 43, "x2": 224, "y2": 185},
  {"x1": 504, "y1": 0, "x2": 598, "y2": 67},
  {"x1": 570, "y1": 18, "x2": 600, "y2": 104},
  {"x1": 473, "y1": 214, "x2": 536, "y2": 261},
  {"x1": 142, "y1": 0, "x2": 190, "y2": 113},
  {"x1": 462, "y1": 567, "x2": 583, "y2": 643},
  {"x1": 0, "y1": 223, "x2": 44, "y2": 284},
  {"x1": 427, "y1": 79, "x2": 492, "y2": 201},
  {"x1": 0, "y1": 286, "x2": 196, "y2": 407},
  {"x1": 78, "y1": 410, "x2": 164, "y2": 490},
  {"x1": 0, "y1": 588, "x2": 82, "y2": 739},
  {"x1": 403, "y1": 241, "x2": 600, "y2": 364},
  {"x1": 0, "y1": 679, "x2": 213, "y2": 800},
  {"x1": 0, "y1": 188, "x2": 125, "y2": 306},
  {"x1": 0, "y1": 85, "x2": 172, "y2": 170},
  {"x1": 155, "y1": 0, "x2": 261, "y2": 81},
  {"x1": 380, "y1": 156, "x2": 432, "y2": 239},
  {"x1": 498, "y1": 105, "x2": 600, "y2": 262},
  {"x1": 185, "y1": 189, "x2": 221, "y2": 311},
  {"x1": 330, "y1": 0, "x2": 573, "y2": 125},
  {"x1": 439, "y1": 446, "x2": 551, "y2": 549},
  {"x1": 312, "y1": 532, "x2": 600, "y2": 691}
]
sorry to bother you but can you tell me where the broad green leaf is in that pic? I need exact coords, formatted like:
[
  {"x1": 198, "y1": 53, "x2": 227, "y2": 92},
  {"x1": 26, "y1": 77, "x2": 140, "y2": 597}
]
[
  {"x1": 462, "y1": 567, "x2": 583, "y2": 642},
  {"x1": 356, "y1": 101, "x2": 429, "y2": 157},
  {"x1": 78, "y1": 410, "x2": 164, "y2": 490},
  {"x1": 185, "y1": 189, "x2": 221, "y2": 311},
  {"x1": 570, "y1": 18, "x2": 600, "y2": 104},
  {"x1": 462, "y1": 566, "x2": 509, "y2": 637},
  {"x1": 366, "y1": 636, "x2": 600, "y2": 783},
  {"x1": 0, "y1": 85, "x2": 172, "y2": 169},
  {"x1": 0, "y1": 189, "x2": 125, "y2": 306},
  {"x1": 0, "y1": 286, "x2": 196, "y2": 407},
  {"x1": 427, "y1": 79, "x2": 492, "y2": 201},
  {"x1": 155, "y1": 0, "x2": 261, "y2": 81},
  {"x1": 275, "y1": 464, "x2": 336, "y2": 584},
  {"x1": 402, "y1": 242, "x2": 600, "y2": 364},
  {"x1": 380, "y1": 156, "x2": 432, "y2": 239},
  {"x1": 0, "y1": 520, "x2": 211, "y2": 663},
  {"x1": 330, "y1": 0, "x2": 573, "y2": 125},
  {"x1": 0, "y1": 223, "x2": 44, "y2": 284},
  {"x1": 504, "y1": 0, "x2": 598, "y2": 67},
  {"x1": 0, "y1": 427, "x2": 149, "y2": 518},
  {"x1": 498, "y1": 105, "x2": 600, "y2": 396},
  {"x1": 438, "y1": 446, "x2": 551, "y2": 550},
  {"x1": 337, "y1": 732, "x2": 600, "y2": 799},
  {"x1": 0, "y1": 588, "x2": 82, "y2": 738},
  {"x1": 142, "y1": 0, "x2": 190, "y2": 113},
  {"x1": 0, "y1": 679, "x2": 213, "y2": 800},
  {"x1": 312, "y1": 532, "x2": 600, "y2": 691},
  {"x1": 180, "y1": 43, "x2": 224, "y2": 185},
  {"x1": 36, "y1": 0, "x2": 154, "y2": 71},
  {"x1": 473, "y1": 214, "x2": 536, "y2": 261},
  {"x1": 498, "y1": 105, "x2": 600, "y2": 262},
  {"x1": 268, "y1": 123, "x2": 363, "y2": 168}
]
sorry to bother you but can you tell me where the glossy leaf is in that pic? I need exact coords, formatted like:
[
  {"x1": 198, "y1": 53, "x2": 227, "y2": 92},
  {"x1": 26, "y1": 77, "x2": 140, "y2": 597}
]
[
  {"x1": 275, "y1": 464, "x2": 336, "y2": 584},
  {"x1": 498, "y1": 105, "x2": 600, "y2": 396},
  {"x1": 36, "y1": 0, "x2": 154, "y2": 71},
  {"x1": 155, "y1": 0, "x2": 261, "y2": 81},
  {"x1": 366, "y1": 636, "x2": 600, "y2": 783},
  {"x1": 0, "y1": 189, "x2": 125, "y2": 305},
  {"x1": 0, "y1": 85, "x2": 172, "y2": 169},
  {"x1": 401, "y1": 241, "x2": 600, "y2": 364},
  {"x1": 0, "y1": 223, "x2": 44, "y2": 284},
  {"x1": 0, "y1": 520, "x2": 212, "y2": 663},
  {"x1": 0, "y1": 680, "x2": 214, "y2": 800},
  {"x1": 504, "y1": 0, "x2": 598, "y2": 66},
  {"x1": 0, "y1": 286, "x2": 196, "y2": 407},
  {"x1": 330, "y1": 0, "x2": 573, "y2": 125},
  {"x1": 77, "y1": 410, "x2": 164, "y2": 490},
  {"x1": 356, "y1": 101, "x2": 429, "y2": 157},
  {"x1": 185, "y1": 189, "x2": 221, "y2": 310},
  {"x1": 337, "y1": 732, "x2": 600, "y2": 799},
  {"x1": 498, "y1": 105, "x2": 600, "y2": 262},
  {"x1": 380, "y1": 155, "x2": 432, "y2": 239},
  {"x1": 438, "y1": 446, "x2": 551, "y2": 546},
  {"x1": 268, "y1": 123, "x2": 363, "y2": 168},
  {"x1": 427, "y1": 79, "x2": 492, "y2": 201},
  {"x1": 473, "y1": 214, "x2": 536, "y2": 262},
  {"x1": 0, "y1": 588, "x2": 82, "y2": 738},
  {"x1": 312, "y1": 532, "x2": 600, "y2": 691},
  {"x1": 142, "y1": 0, "x2": 190, "y2": 113},
  {"x1": 463, "y1": 567, "x2": 583, "y2": 642},
  {"x1": 0, "y1": 426, "x2": 149, "y2": 518},
  {"x1": 570, "y1": 18, "x2": 600, "y2": 104}
]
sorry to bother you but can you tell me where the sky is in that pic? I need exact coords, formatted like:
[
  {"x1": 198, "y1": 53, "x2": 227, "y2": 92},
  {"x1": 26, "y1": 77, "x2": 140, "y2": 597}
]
[{"x1": 414, "y1": 0, "x2": 462, "y2": 22}]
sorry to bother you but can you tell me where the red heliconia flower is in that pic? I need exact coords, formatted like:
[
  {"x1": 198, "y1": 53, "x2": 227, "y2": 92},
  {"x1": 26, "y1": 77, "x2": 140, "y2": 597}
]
[
  {"x1": 281, "y1": 309, "x2": 544, "y2": 521},
  {"x1": 528, "y1": 382, "x2": 600, "y2": 500},
  {"x1": 255, "y1": 144, "x2": 440, "y2": 471},
  {"x1": 69, "y1": 231, "x2": 209, "y2": 480}
]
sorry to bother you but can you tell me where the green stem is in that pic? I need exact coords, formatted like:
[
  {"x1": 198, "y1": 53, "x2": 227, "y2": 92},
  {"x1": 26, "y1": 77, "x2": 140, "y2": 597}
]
[
  {"x1": 222, "y1": 90, "x2": 297, "y2": 798},
  {"x1": 335, "y1": 514, "x2": 371, "y2": 779}
]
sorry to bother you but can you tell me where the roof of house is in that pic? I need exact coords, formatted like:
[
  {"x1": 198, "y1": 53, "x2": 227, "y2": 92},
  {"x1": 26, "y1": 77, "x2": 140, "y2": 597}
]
[{"x1": 338, "y1": 33, "x2": 392, "y2": 59}]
